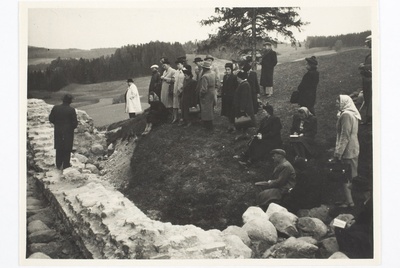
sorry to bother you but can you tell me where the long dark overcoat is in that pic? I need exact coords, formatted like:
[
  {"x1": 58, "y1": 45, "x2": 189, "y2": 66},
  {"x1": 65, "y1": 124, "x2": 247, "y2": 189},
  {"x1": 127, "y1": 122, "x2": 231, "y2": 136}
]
[
  {"x1": 221, "y1": 73, "x2": 238, "y2": 120},
  {"x1": 260, "y1": 50, "x2": 278, "y2": 87},
  {"x1": 49, "y1": 104, "x2": 78, "y2": 151},
  {"x1": 297, "y1": 69, "x2": 319, "y2": 111},
  {"x1": 199, "y1": 69, "x2": 217, "y2": 121},
  {"x1": 148, "y1": 71, "x2": 162, "y2": 100},
  {"x1": 234, "y1": 80, "x2": 254, "y2": 117},
  {"x1": 247, "y1": 70, "x2": 260, "y2": 113},
  {"x1": 181, "y1": 78, "x2": 198, "y2": 121}
]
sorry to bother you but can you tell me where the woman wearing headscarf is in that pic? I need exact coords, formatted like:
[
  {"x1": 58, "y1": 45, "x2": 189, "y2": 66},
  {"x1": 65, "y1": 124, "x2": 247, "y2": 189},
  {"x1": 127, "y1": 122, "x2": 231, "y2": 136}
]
[
  {"x1": 290, "y1": 107, "x2": 317, "y2": 159},
  {"x1": 179, "y1": 69, "x2": 198, "y2": 127},
  {"x1": 234, "y1": 104, "x2": 282, "y2": 166},
  {"x1": 297, "y1": 56, "x2": 319, "y2": 115},
  {"x1": 334, "y1": 95, "x2": 361, "y2": 207},
  {"x1": 221, "y1": 62, "x2": 238, "y2": 132},
  {"x1": 160, "y1": 60, "x2": 176, "y2": 110},
  {"x1": 233, "y1": 70, "x2": 256, "y2": 138}
]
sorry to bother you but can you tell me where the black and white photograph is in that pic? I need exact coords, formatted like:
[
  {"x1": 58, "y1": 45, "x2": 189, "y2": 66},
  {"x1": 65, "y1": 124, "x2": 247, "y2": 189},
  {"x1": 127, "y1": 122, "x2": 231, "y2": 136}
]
[{"x1": 9, "y1": 0, "x2": 394, "y2": 266}]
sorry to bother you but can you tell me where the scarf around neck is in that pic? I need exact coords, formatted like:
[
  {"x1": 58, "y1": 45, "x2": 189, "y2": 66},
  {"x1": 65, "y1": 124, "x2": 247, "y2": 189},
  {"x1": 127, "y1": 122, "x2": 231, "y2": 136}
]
[{"x1": 337, "y1": 95, "x2": 362, "y2": 120}]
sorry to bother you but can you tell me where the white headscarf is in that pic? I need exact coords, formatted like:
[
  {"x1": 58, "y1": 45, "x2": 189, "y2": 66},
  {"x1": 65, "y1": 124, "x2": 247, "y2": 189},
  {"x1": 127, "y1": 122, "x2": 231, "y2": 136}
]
[{"x1": 337, "y1": 95, "x2": 362, "y2": 120}]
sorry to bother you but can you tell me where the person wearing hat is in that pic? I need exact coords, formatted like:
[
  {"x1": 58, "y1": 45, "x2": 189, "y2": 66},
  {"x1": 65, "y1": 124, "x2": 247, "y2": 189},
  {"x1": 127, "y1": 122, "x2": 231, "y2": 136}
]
[
  {"x1": 193, "y1": 57, "x2": 204, "y2": 82},
  {"x1": 255, "y1": 149, "x2": 296, "y2": 210},
  {"x1": 171, "y1": 59, "x2": 185, "y2": 123},
  {"x1": 221, "y1": 62, "x2": 238, "y2": 131},
  {"x1": 359, "y1": 35, "x2": 372, "y2": 125},
  {"x1": 198, "y1": 60, "x2": 217, "y2": 130},
  {"x1": 125, "y1": 78, "x2": 142, "y2": 118},
  {"x1": 204, "y1": 54, "x2": 221, "y2": 97},
  {"x1": 49, "y1": 94, "x2": 78, "y2": 170},
  {"x1": 178, "y1": 55, "x2": 192, "y2": 73},
  {"x1": 233, "y1": 70, "x2": 256, "y2": 138},
  {"x1": 179, "y1": 69, "x2": 198, "y2": 127},
  {"x1": 259, "y1": 41, "x2": 278, "y2": 97},
  {"x1": 295, "y1": 56, "x2": 319, "y2": 115},
  {"x1": 240, "y1": 61, "x2": 260, "y2": 113},
  {"x1": 234, "y1": 103, "x2": 282, "y2": 166},
  {"x1": 160, "y1": 59, "x2": 176, "y2": 109},
  {"x1": 148, "y1": 64, "x2": 161, "y2": 102}
]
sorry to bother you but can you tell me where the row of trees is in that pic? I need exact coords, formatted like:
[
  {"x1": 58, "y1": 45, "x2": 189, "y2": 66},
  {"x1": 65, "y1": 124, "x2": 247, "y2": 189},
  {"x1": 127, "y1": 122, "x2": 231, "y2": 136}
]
[
  {"x1": 28, "y1": 41, "x2": 186, "y2": 92},
  {"x1": 306, "y1": 31, "x2": 371, "y2": 49}
]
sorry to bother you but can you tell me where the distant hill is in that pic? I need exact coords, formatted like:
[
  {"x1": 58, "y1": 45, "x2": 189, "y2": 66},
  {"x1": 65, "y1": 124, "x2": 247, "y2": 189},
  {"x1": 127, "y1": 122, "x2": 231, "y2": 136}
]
[{"x1": 28, "y1": 46, "x2": 117, "y2": 65}]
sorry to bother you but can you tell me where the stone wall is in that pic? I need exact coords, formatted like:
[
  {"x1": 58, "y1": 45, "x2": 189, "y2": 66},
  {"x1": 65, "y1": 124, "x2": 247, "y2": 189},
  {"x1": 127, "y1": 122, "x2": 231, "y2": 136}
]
[{"x1": 26, "y1": 99, "x2": 253, "y2": 259}]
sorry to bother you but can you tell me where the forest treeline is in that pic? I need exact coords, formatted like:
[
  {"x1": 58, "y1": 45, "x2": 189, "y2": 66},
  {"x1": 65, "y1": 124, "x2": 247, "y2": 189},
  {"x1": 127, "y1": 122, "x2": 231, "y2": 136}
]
[
  {"x1": 28, "y1": 41, "x2": 185, "y2": 93},
  {"x1": 306, "y1": 31, "x2": 371, "y2": 49}
]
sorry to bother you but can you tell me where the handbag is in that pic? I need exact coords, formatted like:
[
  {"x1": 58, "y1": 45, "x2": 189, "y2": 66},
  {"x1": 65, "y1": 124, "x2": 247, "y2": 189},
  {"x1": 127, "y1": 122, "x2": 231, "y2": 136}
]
[
  {"x1": 326, "y1": 159, "x2": 352, "y2": 182},
  {"x1": 189, "y1": 104, "x2": 200, "y2": 114},
  {"x1": 290, "y1": 90, "x2": 299, "y2": 104},
  {"x1": 234, "y1": 115, "x2": 254, "y2": 129}
]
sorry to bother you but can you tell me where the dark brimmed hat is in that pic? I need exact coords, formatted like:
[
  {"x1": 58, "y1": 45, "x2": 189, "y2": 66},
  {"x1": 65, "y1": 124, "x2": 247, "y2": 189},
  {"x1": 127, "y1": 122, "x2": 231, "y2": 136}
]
[
  {"x1": 178, "y1": 55, "x2": 187, "y2": 60},
  {"x1": 225, "y1": 62, "x2": 233, "y2": 69},
  {"x1": 175, "y1": 59, "x2": 184, "y2": 65},
  {"x1": 182, "y1": 69, "x2": 193, "y2": 77},
  {"x1": 204, "y1": 55, "x2": 214, "y2": 61},
  {"x1": 194, "y1": 57, "x2": 203, "y2": 63},
  {"x1": 270, "y1": 149, "x2": 286, "y2": 157},
  {"x1": 127, "y1": 78, "x2": 134, "y2": 83},
  {"x1": 62, "y1": 94, "x2": 74, "y2": 103},
  {"x1": 236, "y1": 70, "x2": 248, "y2": 80},
  {"x1": 202, "y1": 61, "x2": 212, "y2": 69},
  {"x1": 306, "y1": 56, "x2": 318, "y2": 66},
  {"x1": 263, "y1": 41, "x2": 272, "y2": 46}
]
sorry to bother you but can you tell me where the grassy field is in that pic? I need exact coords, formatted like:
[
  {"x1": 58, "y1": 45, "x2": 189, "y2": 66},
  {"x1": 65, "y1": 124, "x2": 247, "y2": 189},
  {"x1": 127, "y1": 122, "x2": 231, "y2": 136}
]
[{"x1": 107, "y1": 48, "x2": 373, "y2": 231}]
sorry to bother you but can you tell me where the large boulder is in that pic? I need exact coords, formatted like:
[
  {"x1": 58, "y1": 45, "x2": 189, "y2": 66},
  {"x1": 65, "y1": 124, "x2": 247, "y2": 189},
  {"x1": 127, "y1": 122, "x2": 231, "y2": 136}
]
[
  {"x1": 222, "y1": 225, "x2": 251, "y2": 246},
  {"x1": 297, "y1": 217, "x2": 328, "y2": 240},
  {"x1": 329, "y1": 251, "x2": 349, "y2": 259},
  {"x1": 91, "y1": 143, "x2": 105, "y2": 155},
  {"x1": 74, "y1": 153, "x2": 88, "y2": 164},
  {"x1": 297, "y1": 204, "x2": 332, "y2": 223},
  {"x1": 263, "y1": 237, "x2": 319, "y2": 258},
  {"x1": 27, "y1": 220, "x2": 50, "y2": 234},
  {"x1": 242, "y1": 206, "x2": 269, "y2": 224},
  {"x1": 318, "y1": 237, "x2": 339, "y2": 258},
  {"x1": 85, "y1": 163, "x2": 99, "y2": 174},
  {"x1": 269, "y1": 211, "x2": 299, "y2": 237},
  {"x1": 27, "y1": 207, "x2": 55, "y2": 227},
  {"x1": 29, "y1": 242, "x2": 62, "y2": 258},
  {"x1": 242, "y1": 218, "x2": 277, "y2": 245},
  {"x1": 28, "y1": 229, "x2": 58, "y2": 243},
  {"x1": 223, "y1": 234, "x2": 253, "y2": 258},
  {"x1": 28, "y1": 252, "x2": 52, "y2": 259},
  {"x1": 62, "y1": 167, "x2": 86, "y2": 183},
  {"x1": 265, "y1": 203, "x2": 288, "y2": 219}
]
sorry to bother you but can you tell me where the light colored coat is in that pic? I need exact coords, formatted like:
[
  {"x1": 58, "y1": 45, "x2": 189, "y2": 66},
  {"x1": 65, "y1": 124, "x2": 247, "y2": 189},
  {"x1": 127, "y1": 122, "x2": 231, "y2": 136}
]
[
  {"x1": 173, "y1": 69, "x2": 185, "y2": 109},
  {"x1": 160, "y1": 67, "x2": 176, "y2": 108},
  {"x1": 335, "y1": 112, "x2": 359, "y2": 159},
  {"x1": 199, "y1": 69, "x2": 217, "y2": 121},
  {"x1": 125, "y1": 83, "x2": 142, "y2": 113}
]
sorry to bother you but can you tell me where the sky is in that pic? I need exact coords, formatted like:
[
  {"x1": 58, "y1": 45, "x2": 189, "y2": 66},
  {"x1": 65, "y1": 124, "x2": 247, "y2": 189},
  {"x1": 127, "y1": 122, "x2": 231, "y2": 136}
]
[{"x1": 26, "y1": 4, "x2": 373, "y2": 50}]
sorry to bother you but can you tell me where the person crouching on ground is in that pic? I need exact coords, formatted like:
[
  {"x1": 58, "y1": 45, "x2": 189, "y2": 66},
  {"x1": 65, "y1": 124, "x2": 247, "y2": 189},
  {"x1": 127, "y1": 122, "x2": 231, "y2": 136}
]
[
  {"x1": 255, "y1": 149, "x2": 296, "y2": 210},
  {"x1": 125, "y1": 78, "x2": 142, "y2": 118},
  {"x1": 142, "y1": 92, "x2": 168, "y2": 136},
  {"x1": 49, "y1": 94, "x2": 78, "y2": 170},
  {"x1": 334, "y1": 95, "x2": 361, "y2": 208},
  {"x1": 198, "y1": 61, "x2": 217, "y2": 131},
  {"x1": 234, "y1": 103, "x2": 282, "y2": 166},
  {"x1": 233, "y1": 70, "x2": 256, "y2": 140},
  {"x1": 289, "y1": 107, "x2": 317, "y2": 160}
]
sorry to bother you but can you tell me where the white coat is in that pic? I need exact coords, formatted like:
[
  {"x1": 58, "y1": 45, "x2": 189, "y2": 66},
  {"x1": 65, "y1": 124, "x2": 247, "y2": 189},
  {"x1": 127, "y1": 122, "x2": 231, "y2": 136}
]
[{"x1": 125, "y1": 83, "x2": 142, "y2": 113}]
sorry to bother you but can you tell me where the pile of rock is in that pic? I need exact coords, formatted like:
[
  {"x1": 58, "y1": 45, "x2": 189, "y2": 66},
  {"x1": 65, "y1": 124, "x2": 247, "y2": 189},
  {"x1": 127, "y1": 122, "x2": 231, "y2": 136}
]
[{"x1": 230, "y1": 204, "x2": 350, "y2": 259}]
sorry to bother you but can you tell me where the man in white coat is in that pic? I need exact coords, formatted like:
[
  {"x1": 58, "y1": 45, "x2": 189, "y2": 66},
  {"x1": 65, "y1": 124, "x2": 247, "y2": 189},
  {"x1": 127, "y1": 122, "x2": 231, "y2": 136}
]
[{"x1": 125, "y1": 78, "x2": 142, "y2": 118}]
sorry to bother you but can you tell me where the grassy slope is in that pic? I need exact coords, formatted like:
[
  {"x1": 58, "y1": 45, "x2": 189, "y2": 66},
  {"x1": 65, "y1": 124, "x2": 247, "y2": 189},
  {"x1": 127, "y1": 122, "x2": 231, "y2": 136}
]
[{"x1": 117, "y1": 48, "x2": 372, "y2": 231}]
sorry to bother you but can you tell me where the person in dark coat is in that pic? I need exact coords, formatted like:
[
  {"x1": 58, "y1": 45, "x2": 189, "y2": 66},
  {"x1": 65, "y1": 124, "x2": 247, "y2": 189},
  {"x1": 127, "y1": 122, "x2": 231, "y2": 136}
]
[
  {"x1": 234, "y1": 104, "x2": 282, "y2": 166},
  {"x1": 259, "y1": 41, "x2": 278, "y2": 97},
  {"x1": 359, "y1": 35, "x2": 372, "y2": 125},
  {"x1": 49, "y1": 94, "x2": 78, "y2": 170},
  {"x1": 242, "y1": 61, "x2": 260, "y2": 113},
  {"x1": 221, "y1": 62, "x2": 238, "y2": 132},
  {"x1": 282, "y1": 157, "x2": 322, "y2": 213},
  {"x1": 148, "y1": 64, "x2": 162, "y2": 101},
  {"x1": 179, "y1": 69, "x2": 198, "y2": 127},
  {"x1": 297, "y1": 56, "x2": 319, "y2": 115},
  {"x1": 234, "y1": 70, "x2": 256, "y2": 137},
  {"x1": 290, "y1": 107, "x2": 317, "y2": 159},
  {"x1": 255, "y1": 149, "x2": 296, "y2": 210},
  {"x1": 142, "y1": 92, "x2": 168, "y2": 136}
]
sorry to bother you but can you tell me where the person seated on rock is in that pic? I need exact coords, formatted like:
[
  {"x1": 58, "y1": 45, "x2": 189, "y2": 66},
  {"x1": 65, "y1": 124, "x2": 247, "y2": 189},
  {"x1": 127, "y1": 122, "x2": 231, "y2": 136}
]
[
  {"x1": 289, "y1": 107, "x2": 317, "y2": 160},
  {"x1": 255, "y1": 149, "x2": 296, "y2": 210},
  {"x1": 142, "y1": 92, "x2": 168, "y2": 136},
  {"x1": 234, "y1": 103, "x2": 282, "y2": 166},
  {"x1": 281, "y1": 157, "x2": 322, "y2": 213},
  {"x1": 334, "y1": 182, "x2": 373, "y2": 258}
]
